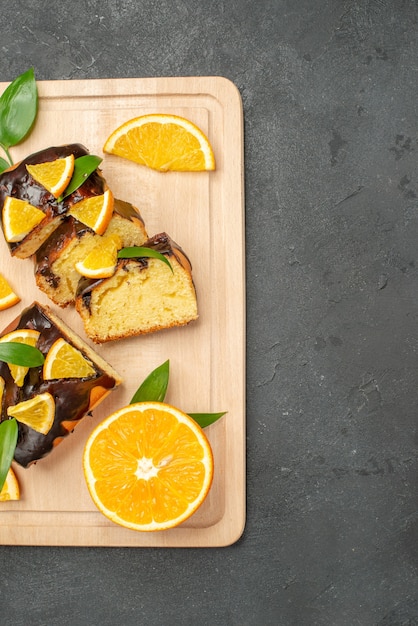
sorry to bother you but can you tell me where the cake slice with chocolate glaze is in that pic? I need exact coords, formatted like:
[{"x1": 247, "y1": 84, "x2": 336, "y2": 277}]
[
  {"x1": 34, "y1": 198, "x2": 148, "y2": 307},
  {"x1": 75, "y1": 232, "x2": 198, "y2": 343},
  {"x1": 0, "y1": 302, "x2": 122, "y2": 467},
  {"x1": 0, "y1": 144, "x2": 108, "y2": 259}
]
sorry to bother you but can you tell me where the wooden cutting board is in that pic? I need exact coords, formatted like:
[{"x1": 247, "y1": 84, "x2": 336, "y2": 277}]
[{"x1": 0, "y1": 76, "x2": 245, "y2": 547}]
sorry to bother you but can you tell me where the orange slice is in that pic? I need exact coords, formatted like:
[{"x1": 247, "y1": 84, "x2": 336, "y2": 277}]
[
  {"x1": 2, "y1": 196, "x2": 45, "y2": 243},
  {"x1": 0, "y1": 329, "x2": 40, "y2": 387},
  {"x1": 0, "y1": 274, "x2": 20, "y2": 310},
  {"x1": 7, "y1": 392, "x2": 55, "y2": 435},
  {"x1": 74, "y1": 233, "x2": 122, "y2": 278},
  {"x1": 0, "y1": 467, "x2": 20, "y2": 501},
  {"x1": 68, "y1": 189, "x2": 114, "y2": 235},
  {"x1": 83, "y1": 401, "x2": 214, "y2": 531},
  {"x1": 26, "y1": 154, "x2": 75, "y2": 198},
  {"x1": 43, "y1": 337, "x2": 96, "y2": 379},
  {"x1": 103, "y1": 114, "x2": 216, "y2": 172}
]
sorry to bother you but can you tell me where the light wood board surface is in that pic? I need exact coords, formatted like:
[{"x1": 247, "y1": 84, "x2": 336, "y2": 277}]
[{"x1": 0, "y1": 76, "x2": 245, "y2": 547}]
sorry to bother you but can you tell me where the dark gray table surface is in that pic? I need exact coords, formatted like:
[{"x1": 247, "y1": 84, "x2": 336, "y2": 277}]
[{"x1": 1, "y1": 1, "x2": 418, "y2": 625}]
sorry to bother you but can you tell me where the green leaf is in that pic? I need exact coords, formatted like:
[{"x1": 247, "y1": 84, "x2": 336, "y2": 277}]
[
  {"x1": 118, "y1": 246, "x2": 173, "y2": 273},
  {"x1": 188, "y1": 412, "x2": 226, "y2": 428},
  {"x1": 130, "y1": 360, "x2": 170, "y2": 404},
  {"x1": 0, "y1": 418, "x2": 18, "y2": 492},
  {"x1": 0, "y1": 156, "x2": 10, "y2": 173},
  {"x1": 0, "y1": 68, "x2": 38, "y2": 150},
  {"x1": 0, "y1": 342, "x2": 45, "y2": 366},
  {"x1": 130, "y1": 362, "x2": 227, "y2": 429},
  {"x1": 58, "y1": 154, "x2": 102, "y2": 200}
]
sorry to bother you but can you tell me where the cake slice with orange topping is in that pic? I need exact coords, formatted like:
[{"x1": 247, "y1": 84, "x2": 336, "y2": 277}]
[
  {"x1": 34, "y1": 198, "x2": 148, "y2": 307},
  {"x1": 0, "y1": 144, "x2": 109, "y2": 259},
  {"x1": 75, "y1": 232, "x2": 198, "y2": 343},
  {"x1": 0, "y1": 302, "x2": 122, "y2": 467}
]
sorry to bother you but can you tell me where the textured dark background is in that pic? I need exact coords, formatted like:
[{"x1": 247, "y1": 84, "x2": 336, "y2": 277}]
[{"x1": 1, "y1": 1, "x2": 418, "y2": 625}]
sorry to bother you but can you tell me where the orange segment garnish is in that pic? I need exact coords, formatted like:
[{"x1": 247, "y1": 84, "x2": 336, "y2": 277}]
[
  {"x1": 68, "y1": 189, "x2": 114, "y2": 235},
  {"x1": 83, "y1": 401, "x2": 214, "y2": 531},
  {"x1": 43, "y1": 337, "x2": 96, "y2": 380},
  {"x1": 0, "y1": 467, "x2": 20, "y2": 501},
  {"x1": 2, "y1": 196, "x2": 45, "y2": 243},
  {"x1": 74, "y1": 233, "x2": 122, "y2": 278},
  {"x1": 103, "y1": 114, "x2": 215, "y2": 172},
  {"x1": 26, "y1": 154, "x2": 75, "y2": 198},
  {"x1": 7, "y1": 392, "x2": 55, "y2": 435},
  {"x1": 0, "y1": 274, "x2": 20, "y2": 310},
  {"x1": 0, "y1": 329, "x2": 40, "y2": 387}
]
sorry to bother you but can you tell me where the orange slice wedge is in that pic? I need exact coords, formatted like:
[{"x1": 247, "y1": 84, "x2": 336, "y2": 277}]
[
  {"x1": 2, "y1": 196, "x2": 45, "y2": 243},
  {"x1": 43, "y1": 337, "x2": 96, "y2": 379},
  {"x1": 74, "y1": 233, "x2": 122, "y2": 279},
  {"x1": 83, "y1": 401, "x2": 214, "y2": 531},
  {"x1": 0, "y1": 329, "x2": 40, "y2": 387},
  {"x1": 7, "y1": 392, "x2": 55, "y2": 435},
  {"x1": 0, "y1": 274, "x2": 20, "y2": 310},
  {"x1": 0, "y1": 467, "x2": 20, "y2": 501},
  {"x1": 68, "y1": 189, "x2": 114, "y2": 235},
  {"x1": 26, "y1": 154, "x2": 75, "y2": 198},
  {"x1": 103, "y1": 114, "x2": 215, "y2": 172}
]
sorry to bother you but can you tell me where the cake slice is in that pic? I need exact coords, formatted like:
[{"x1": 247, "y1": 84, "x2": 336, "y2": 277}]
[
  {"x1": 0, "y1": 302, "x2": 122, "y2": 467},
  {"x1": 34, "y1": 198, "x2": 148, "y2": 307},
  {"x1": 75, "y1": 233, "x2": 198, "y2": 343},
  {"x1": 0, "y1": 144, "x2": 108, "y2": 259}
]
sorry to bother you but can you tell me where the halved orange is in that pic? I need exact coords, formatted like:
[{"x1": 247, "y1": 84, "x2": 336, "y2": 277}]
[
  {"x1": 68, "y1": 188, "x2": 114, "y2": 235},
  {"x1": 0, "y1": 467, "x2": 20, "y2": 501},
  {"x1": 75, "y1": 233, "x2": 122, "y2": 279},
  {"x1": 103, "y1": 114, "x2": 216, "y2": 172},
  {"x1": 26, "y1": 154, "x2": 75, "y2": 198},
  {"x1": 83, "y1": 401, "x2": 214, "y2": 531},
  {"x1": 43, "y1": 337, "x2": 96, "y2": 379},
  {"x1": 0, "y1": 329, "x2": 40, "y2": 387},
  {"x1": 7, "y1": 392, "x2": 55, "y2": 435},
  {"x1": 0, "y1": 274, "x2": 20, "y2": 310},
  {"x1": 2, "y1": 196, "x2": 45, "y2": 242}
]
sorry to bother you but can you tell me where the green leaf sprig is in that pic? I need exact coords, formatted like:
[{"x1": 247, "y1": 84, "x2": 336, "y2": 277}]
[
  {"x1": 0, "y1": 418, "x2": 18, "y2": 493},
  {"x1": 58, "y1": 154, "x2": 103, "y2": 201},
  {"x1": 131, "y1": 360, "x2": 170, "y2": 403},
  {"x1": 0, "y1": 342, "x2": 45, "y2": 366},
  {"x1": 187, "y1": 412, "x2": 227, "y2": 428},
  {"x1": 130, "y1": 360, "x2": 226, "y2": 428},
  {"x1": 0, "y1": 68, "x2": 38, "y2": 172},
  {"x1": 118, "y1": 246, "x2": 173, "y2": 273}
]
